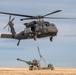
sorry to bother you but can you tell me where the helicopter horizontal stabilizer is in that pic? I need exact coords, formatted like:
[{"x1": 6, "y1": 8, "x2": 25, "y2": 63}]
[{"x1": 1, "y1": 34, "x2": 14, "y2": 38}]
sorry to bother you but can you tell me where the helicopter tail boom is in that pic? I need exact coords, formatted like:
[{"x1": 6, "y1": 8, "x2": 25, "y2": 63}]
[{"x1": 1, "y1": 34, "x2": 14, "y2": 38}]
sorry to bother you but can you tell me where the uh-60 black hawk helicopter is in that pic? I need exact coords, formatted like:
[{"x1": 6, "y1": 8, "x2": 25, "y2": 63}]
[{"x1": 0, "y1": 10, "x2": 76, "y2": 46}]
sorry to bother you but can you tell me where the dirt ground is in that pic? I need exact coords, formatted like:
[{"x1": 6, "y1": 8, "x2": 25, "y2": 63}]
[{"x1": 0, "y1": 68, "x2": 76, "y2": 75}]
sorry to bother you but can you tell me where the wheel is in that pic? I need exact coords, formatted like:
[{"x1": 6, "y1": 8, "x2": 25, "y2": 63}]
[
  {"x1": 51, "y1": 67, "x2": 54, "y2": 70},
  {"x1": 50, "y1": 36, "x2": 53, "y2": 41},
  {"x1": 33, "y1": 66, "x2": 38, "y2": 70},
  {"x1": 29, "y1": 66, "x2": 33, "y2": 70},
  {"x1": 47, "y1": 64, "x2": 54, "y2": 70}
]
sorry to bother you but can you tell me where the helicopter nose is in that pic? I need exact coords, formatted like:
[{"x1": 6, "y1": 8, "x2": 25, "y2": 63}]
[{"x1": 48, "y1": 27, "x2": 58, "y2": 35}]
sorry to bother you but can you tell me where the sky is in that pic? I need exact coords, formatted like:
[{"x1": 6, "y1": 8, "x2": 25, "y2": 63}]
[{"x1": 0, "y1": 0, "x2": 76, "y2": 68}]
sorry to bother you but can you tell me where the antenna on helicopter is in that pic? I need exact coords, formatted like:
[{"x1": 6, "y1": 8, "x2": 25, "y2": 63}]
[{"x1": 37, "y1": 46, "x2": 46, "y2": 67}]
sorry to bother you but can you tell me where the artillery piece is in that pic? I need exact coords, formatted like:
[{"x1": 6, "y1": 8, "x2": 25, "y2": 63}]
[
  {"x1": 17, "y1": 58, "x2": 40, "y2": 70},
  {"x1": 17, "y1": 46, "x2": 54, "y2": 70},
  {"x1": 17, "y1": 58, "x2": 54, "y2": 70}
]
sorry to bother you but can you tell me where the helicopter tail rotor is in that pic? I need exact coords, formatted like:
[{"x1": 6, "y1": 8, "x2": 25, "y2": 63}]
[{"x1": 3, "y1": 15, "x2": 15, "y2": 31}]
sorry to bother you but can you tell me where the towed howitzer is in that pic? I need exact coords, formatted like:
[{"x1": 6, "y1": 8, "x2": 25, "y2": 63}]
[
  {"x1": 17, "y1": 58, "x2": 54, "y2": 70},
  {"x1": 17, "y1": 46, "x2": 54, "y2": 70},
  {"x1": 17, "y1": 58, "x2": 40, "y2": 70}
]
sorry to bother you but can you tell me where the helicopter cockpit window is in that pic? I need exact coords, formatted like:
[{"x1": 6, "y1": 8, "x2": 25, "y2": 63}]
[
  {"x1": 44, "y1": 22, "x2": 50, "y2": 27},
  {"x1": 50, "y1": 23, "x2": 55, "y2": 27},
  {"x1": 52, "y1": 23, "x2": 55, "y2": 27}
]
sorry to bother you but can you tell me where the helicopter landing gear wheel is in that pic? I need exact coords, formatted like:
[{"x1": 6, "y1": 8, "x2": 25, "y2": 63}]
[{"x1": 50, "y1": 36, "x2": 53, "y2": 42}]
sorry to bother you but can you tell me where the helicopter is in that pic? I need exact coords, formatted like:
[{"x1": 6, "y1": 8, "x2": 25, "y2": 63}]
[{"x1": 0, "y1": 10, "x2": 76, "y2": 46}]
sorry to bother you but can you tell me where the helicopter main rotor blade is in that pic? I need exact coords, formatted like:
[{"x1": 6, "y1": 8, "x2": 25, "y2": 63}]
[
  {"x1": 44, "y1": 17, "x2": 76, "y2": 19},
  {"x1": 0, "y1": 12, "x2": 34, "y2": 17},
  {"x1": 20, "y1": 17, "x2": 33, "y2": 21},
  {"x1": 20, "y1": 17, "x2": 76, "y2": 21},
  {"x1": 20, "y1": 10, "x2": 62, "y2": 21},
  {"x1": 43, "y1": 10, "x2": 62, "y2": 17}
]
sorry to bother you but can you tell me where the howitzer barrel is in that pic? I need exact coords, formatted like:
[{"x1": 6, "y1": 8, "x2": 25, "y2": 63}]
[{"x1": 17, "y1": 58, "x2": 32, "y2": 65}]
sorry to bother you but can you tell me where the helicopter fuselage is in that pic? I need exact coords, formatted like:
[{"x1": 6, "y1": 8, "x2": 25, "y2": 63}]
[{"x1": 15, "y1": 21, "x2": 58, "y2": 40}]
